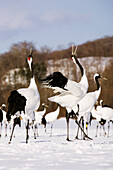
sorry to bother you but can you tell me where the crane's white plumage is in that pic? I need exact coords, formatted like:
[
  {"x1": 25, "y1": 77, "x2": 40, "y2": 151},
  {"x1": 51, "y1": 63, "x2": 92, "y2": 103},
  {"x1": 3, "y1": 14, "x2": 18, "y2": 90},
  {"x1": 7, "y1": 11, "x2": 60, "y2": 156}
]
[
  {"x1": 78, "y1": 82, "x2": 101, "y2": 121},
  {"x1": 34, "y1": 103, "x2": 48, "y2": 125},
  {"x1": 44, "y1": 106, "x2": 60, "y2": 123},
  {"x1": 18, "y1": 77, "x2": 40, "y2": 122},
  {"x1": 42, "y1": 46, "x2": 88, "y2": 99},
  {"x1": 18, "y1": 56, "x2": 40, "y2": 122},
  {"x1": 7, "y1": 52, "x2": 40, "y2": 143},
  {"x1": 91, "y1": 100, "x2": 103, "y2": 121},
  {"x1": 94, "y1": 107, "x2": 113, "y2": 121},
  {"x1": 48, "y1": 51, "x2": 89, "y2": 114},
  {"x1": 70, "y1": 56, "x2": 88, "y2": 97},
  {"x1": 53, "y1": 70, "x2": 88, "y2": 97},
  {"x1": 42, "y1": 106, "x2": 60, "y2": 136},
  {"x1": 91, "y1": 97, "x2": 113, "y2": 137},
  {"x1": 75, "y1": 73, "x2": 102, "y2": 139},
  {"x1": 48, "y1": 91, "x2": 79, "y2": 113}
]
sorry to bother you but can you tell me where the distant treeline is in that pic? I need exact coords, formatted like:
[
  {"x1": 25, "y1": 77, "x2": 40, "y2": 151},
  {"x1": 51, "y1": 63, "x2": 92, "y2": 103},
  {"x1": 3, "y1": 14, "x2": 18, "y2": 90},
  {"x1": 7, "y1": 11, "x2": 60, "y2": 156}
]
[
  {"x1": 42, "y1": 35, "x2": 113, "y2": 60},
  {"x1": 0, "y1": 36, "x2": 113, "y2": 75}
]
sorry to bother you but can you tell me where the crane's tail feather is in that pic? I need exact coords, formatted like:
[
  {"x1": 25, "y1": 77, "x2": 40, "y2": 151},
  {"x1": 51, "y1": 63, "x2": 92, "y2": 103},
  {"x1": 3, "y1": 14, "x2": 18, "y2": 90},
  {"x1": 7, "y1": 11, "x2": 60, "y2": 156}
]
[{"x1": 41, "y1": 72, "x2": 68, "y2": 89}]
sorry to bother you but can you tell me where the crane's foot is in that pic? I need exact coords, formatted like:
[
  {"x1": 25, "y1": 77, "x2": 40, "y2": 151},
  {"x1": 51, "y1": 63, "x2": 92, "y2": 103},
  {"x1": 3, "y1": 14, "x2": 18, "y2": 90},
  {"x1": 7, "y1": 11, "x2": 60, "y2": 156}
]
[
  {"x1": 75, "y1": 136, "x2": 79, "y2": 140},
  {"x1": 66, "y1": 138, "x2": 73, "y2": 142}
]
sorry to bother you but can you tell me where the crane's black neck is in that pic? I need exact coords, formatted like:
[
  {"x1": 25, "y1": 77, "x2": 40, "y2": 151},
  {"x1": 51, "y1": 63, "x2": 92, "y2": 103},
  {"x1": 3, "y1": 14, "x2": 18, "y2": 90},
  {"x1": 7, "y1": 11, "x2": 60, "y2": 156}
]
[
  {"x1": 72, "y1": 55, "x2": 84, "y2": 76},
  {"x1": 95, "y1": 76, "x2": 100, "y2": 90},
  {"x1": 101, "y1": 101, "x2": 104, "y2": 107},
  {"x1": 42, "y1": 116, "x2": 46, "y2": 127},
  {"x1": 31, "y1": 61, "x2": 34, "y2": 78}
]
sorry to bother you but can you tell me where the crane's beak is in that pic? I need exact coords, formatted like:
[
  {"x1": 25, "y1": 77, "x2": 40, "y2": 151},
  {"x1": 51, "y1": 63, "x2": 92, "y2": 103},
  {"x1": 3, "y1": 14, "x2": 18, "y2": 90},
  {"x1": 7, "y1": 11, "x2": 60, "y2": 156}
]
[
  {"x1": 103, "y1": 77, "x2": 107, "y2": 80},
  {"x1": 101, "y1": 76, "x2": 107, "y2": 80},
  {"x1": 19, "y1": 116, "x2": 23, "y2": 120},
  {"x1": 45, "y1": 104, "x2": 49, "y2": 108}
]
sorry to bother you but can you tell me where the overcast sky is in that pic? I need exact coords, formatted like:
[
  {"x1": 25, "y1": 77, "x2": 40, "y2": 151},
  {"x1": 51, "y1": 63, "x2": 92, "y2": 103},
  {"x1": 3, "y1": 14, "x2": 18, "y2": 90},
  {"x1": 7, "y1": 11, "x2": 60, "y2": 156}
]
[{"x1": 0, "y1": 0, "x2": 113, "y2": 54}]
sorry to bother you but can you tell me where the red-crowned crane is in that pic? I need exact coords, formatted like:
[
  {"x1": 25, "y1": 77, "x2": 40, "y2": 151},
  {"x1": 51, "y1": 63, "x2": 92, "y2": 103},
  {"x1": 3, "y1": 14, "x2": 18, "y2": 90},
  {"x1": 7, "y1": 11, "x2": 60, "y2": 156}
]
[
  {"x1": 75, "y1": 73, "x2": 106, "y2": 139},
  {"x1": 43, "y1": 46, "x2": 89, "y2": 141},
  {"x1": 42, "y1": 105, "x2": 60, "y2": 136},
  {"x1": 7, "y1": 50, "x2": 40, "y2": 143},
  {"x1": 33, "y1": 103, "x2": 48, "y2": 137},
  {"x1": 92, "y1": 100, "x2": 112, "y2": 137}
]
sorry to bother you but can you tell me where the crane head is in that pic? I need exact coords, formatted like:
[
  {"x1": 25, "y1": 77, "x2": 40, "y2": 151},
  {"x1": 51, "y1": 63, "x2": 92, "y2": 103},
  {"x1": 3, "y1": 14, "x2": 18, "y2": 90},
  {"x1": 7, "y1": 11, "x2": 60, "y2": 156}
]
[{"x1": 27, "y1": 49, "x2": 33, "y2": 71}]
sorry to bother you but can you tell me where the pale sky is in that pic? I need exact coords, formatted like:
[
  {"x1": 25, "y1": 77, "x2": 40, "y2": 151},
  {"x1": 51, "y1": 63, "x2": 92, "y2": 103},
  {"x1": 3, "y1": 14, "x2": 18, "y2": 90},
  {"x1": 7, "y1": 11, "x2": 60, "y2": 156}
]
[{"x1": 0, "y1": 0, "x2": 113, "y2": 54}]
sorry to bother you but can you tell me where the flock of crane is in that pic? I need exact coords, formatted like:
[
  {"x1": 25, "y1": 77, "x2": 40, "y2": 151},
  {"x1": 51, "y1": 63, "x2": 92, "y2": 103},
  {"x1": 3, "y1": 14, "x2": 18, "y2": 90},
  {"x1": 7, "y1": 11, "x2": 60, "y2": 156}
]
[{"x1": 0, "y1": 46, "x2": 113, "y2": 144}]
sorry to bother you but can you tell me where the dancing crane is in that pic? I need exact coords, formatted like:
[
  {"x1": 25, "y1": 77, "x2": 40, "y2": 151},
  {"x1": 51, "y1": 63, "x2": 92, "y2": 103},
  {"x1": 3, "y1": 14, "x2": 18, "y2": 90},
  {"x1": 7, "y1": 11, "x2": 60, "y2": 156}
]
[
  {"x1": 45, "y1": 46, "x2": 89, "y2": 141},
  {"x1": 42, "y1": 45, "x2": 88, "y2": 97}
]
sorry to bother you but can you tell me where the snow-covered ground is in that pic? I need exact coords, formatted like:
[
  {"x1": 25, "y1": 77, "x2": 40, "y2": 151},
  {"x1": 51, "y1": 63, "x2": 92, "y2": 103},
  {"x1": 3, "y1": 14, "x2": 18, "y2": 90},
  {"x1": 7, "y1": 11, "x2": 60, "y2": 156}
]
[{"x1": 0, "y1": 118, "x2": 113, "y2": 170}]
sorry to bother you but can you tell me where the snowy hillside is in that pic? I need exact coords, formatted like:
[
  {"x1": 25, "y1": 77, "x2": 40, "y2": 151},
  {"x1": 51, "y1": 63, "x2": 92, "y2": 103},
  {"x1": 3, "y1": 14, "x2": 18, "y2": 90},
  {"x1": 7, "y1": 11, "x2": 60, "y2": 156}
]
[
  {"x1": 46, "y1": 56, "x2": 112, "y2": 80},
  {"x1": 0, "y1": 118, "x2": 113, "y2": 170},
  {"x1": 2, "y1": 56, "x2": 112, "y2": 86}
]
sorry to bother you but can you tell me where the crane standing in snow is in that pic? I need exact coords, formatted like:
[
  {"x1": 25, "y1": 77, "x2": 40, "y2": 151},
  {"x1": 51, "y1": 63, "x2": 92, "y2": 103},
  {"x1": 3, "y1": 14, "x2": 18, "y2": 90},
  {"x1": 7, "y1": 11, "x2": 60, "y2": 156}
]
[
  {"x1": 75, "y1": 73, "x2": 105, "y2": 139},
  {"x1": 7, "y1": 50, "x2": 40, "y2": 143},
  {"x1": 41, "y1": 104, "x2": 60, "y2": 136},
  {"x1": 43, "y1": 46, "x2": 89, "y2": 141},
  {"x1": 33, "y1": 103, "x2": 48, "y2": 137},
  {"x1": 0, "y1": 104, "x2": 8, "y2": 137},
  {"x1": 91, "y1": 100, "x2": 113, "y2": 137}
]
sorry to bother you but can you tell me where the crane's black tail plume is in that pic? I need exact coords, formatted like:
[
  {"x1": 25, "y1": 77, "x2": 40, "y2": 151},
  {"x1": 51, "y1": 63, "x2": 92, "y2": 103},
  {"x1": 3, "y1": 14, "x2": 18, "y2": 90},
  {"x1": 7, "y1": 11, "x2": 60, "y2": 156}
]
[
  {"x1": 41, "y1": 116, "x2": 46, "y2": 127},
  {"x1": 7, "y1": 90, "x2": 26, "y2": 122},
  {"x1": 7, "y1": 90, "x2": 26, "y2": 144},
  {"x1": 42, "y1": 72, "x2": 68, "y2": 89}
]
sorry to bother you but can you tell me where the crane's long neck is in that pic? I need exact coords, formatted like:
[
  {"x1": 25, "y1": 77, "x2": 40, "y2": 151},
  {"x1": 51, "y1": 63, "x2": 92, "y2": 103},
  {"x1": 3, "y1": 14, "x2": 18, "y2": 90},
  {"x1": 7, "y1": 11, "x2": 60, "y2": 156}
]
[
  {"x1": 75, "y1": 57, "x2": 84, "y2": 76},
  {"x1": 29, "y1": 61, "x2": 36, "y2": 89},
  {"x1": 95, "y1": 77, "x2": 100, "y2": 90},
  {"x1": 72, "y1": 56, "x2": 88, "y2": 90},
  {"x1": 101, "y1": 102, "x2": 104, "y2": 107},
  {"x1": 31, "y1": 62, "x2": 34, "y2": 78},
  {"x1": 42, "y1": 106, "x2": 46, "y2": 114}
]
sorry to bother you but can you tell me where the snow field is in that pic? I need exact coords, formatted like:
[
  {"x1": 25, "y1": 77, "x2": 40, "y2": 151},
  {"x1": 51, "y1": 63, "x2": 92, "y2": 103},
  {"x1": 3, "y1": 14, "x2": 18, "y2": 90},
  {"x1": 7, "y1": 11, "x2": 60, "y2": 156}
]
[{"x1": 0, "y1": 118, "x2": 113, "y2": 170}]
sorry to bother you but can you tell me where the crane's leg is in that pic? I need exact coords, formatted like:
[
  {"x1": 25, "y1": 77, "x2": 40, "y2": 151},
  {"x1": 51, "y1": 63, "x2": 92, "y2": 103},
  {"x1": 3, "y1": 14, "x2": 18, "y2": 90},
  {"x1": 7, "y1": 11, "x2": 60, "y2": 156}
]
[
  {"x1": 44, "y1": 124, "x2": 46, "y2": 133},
  {"x1": 32, "y1": 124, "x2": 36, "y2": 139},
  {"x1": 95, "y1": 122, "x2": 99, "y2": 137},
  {"x1": 100, "y1": 125, "x2": 101, "y2": 136},
  {"x1": 75, "y1": 119, "x2": 92, "y2": 140},
  {"x1": 66, "y1": 111, "x2": 70, "y2": 141},
  {"x1": 75, "y1": 117, "x2": 82, "y2": 139},
  {"x1": 0, "y1": 122, "x2": 2, "y2": 137},
  {"x1": 103, "y1": 125, "x2": 106, "y2": 136},
  {"x1": 5, "y1": 124, "x2": 7, "y2": 137},
  {"x1": 26, "y1": 119, "x2": 29, "y2": 143},
  {"x1": 8, "y1": 123, "x2": 16, "y2": 144},
  {"x1": 86, "y1": 122, "x2": 88, "y2": 136},
  {"x1": 107, "y1": 121, "x2": 110, "y2": 137},
  {"x1": 50, "y1": 124, "x2": 53, "y2": 137},
  {"x1": 82, "y1": 118, "x2": 85, "y2": 139},
  {"x1": 9, "y1": 123, "x2": 11, "y2": 133},
  {"x1": 35, "y1": 124, "x2": 39, "y2": 137}
]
